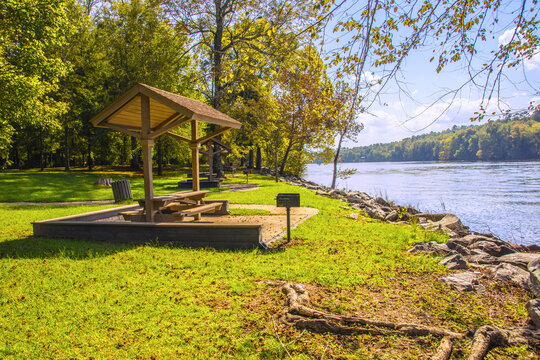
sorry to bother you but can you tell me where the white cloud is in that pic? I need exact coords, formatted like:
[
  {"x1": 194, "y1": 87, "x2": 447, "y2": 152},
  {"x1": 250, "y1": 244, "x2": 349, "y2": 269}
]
[
  {"x1": 524, "y1": 51, "x2": 540, "y2": 70},
  {"x1": 498, "y1": 28, "x2": 516, "y2": 46},
  {"x1": 498, "y1": 27, "x2": 540, "y2": 70},
  {"x1": 345, "y1": 97, "x2": 513, "y2": 148}
]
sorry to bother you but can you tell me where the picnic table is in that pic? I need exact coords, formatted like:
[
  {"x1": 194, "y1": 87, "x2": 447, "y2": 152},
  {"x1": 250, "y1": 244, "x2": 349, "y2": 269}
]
[{"x1": 120, "y1": 190, "x2": 223, "y2": 222}]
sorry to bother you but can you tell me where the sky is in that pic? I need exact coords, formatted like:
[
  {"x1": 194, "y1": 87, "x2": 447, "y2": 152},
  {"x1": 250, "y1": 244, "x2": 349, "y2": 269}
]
[{"x1": 321, "y1": 0, "x2": 540, "y2": 148}]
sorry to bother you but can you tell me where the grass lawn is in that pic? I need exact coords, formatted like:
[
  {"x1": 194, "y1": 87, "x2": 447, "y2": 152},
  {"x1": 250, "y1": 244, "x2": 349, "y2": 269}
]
[
  {"x1": 0, "y1": 171, "x2": 535, "y2": 359},
  {"x1": 0, "y1": 168, "x2": 188, "y2": 202}
]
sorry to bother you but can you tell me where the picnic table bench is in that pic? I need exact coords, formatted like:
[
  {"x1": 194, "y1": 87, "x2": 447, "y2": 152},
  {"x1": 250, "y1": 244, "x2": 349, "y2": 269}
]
[{"x1": 120, "y1": 190, "x2": 223, "y2": 222}]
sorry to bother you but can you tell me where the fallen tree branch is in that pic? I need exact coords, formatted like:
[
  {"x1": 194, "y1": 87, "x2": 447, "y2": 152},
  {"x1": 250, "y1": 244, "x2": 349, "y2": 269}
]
[
  {"x1": 468, "y1": 326, "x2": 540, "y2": 360},
  {"x1": 264, "y1": 281, "x2": 540, "y2": 359}
]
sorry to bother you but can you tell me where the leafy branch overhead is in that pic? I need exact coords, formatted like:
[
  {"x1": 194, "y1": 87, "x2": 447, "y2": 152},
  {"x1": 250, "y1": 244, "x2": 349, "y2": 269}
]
[{"x1": 317, "y1": 0, "x2": 539, "y2": 118}]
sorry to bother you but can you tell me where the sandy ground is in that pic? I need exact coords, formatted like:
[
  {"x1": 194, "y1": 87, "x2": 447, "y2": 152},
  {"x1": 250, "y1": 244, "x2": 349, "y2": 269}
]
[{"x1": 192, "y1": 204, "x2": 319, "y2": 244}]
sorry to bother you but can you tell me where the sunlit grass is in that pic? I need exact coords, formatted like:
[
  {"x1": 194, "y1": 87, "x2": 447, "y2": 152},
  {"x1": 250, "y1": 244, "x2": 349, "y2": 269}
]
[
  {"x1": 0, "y1": 171, "x2": 534, "y2": 359},
  {"x1": 0, "y1": 169, "x2": 186, "y2": 202}
]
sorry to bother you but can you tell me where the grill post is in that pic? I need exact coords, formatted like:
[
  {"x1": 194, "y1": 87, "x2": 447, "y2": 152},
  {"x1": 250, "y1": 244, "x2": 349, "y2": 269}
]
[
  {"x1": 286, "y1": 207, "x2": 291, "y2": 242},
  {"x1": 276, "y1": 193, "x2": 300, "y2": 243}
]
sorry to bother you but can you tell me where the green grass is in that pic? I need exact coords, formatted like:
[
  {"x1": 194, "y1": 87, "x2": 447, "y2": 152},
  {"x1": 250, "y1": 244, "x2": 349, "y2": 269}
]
[
  {"x1": 0, "y1": 171, "x2": 535, "y2": 359},
  {"x1": 229, "y1": 208, "x2": 272, "y2": 216},
  {"x1": 0, "y1": 169, "x2": 187, "y2": 202}
]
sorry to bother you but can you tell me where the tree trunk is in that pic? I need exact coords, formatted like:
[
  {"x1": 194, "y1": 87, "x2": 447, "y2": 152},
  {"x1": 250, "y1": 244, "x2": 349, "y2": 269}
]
[
  {"x1": 64, "y1": 127, "x2": 70, "y2": 171},
  {"x1": 331, "y1": 132, "x2": 345, "y2": 189},
  {"x1": 212, "y1": 0, "x2": 224, "y2": 111},
  {"x1": 130, "y1": 136, "x2": 139, "y2": 170},
  {"x1": 213, "y1": 142, "x2": 224, "y2": 178},
  {"x1": 279, "y1": 139, "x2": 293, "y2": 175},
  {"x1": 248, "y1": 148, "x2": 254, "y2": 169},
  {"x1": 157, "y1": 138, "x2": 163, "y2": 176},
  {"x1": 274, "y1": 148, "x2": 278, "y2": 182},
  {"x1": 87, "y1": 140, "x2": 93, "y2": 171},
  {"x1": 39, "y1": 128, "x2": 44, "y2": 171},
  {"x1": 255, "y1": 147, "x2": 262, "y2": 170}
]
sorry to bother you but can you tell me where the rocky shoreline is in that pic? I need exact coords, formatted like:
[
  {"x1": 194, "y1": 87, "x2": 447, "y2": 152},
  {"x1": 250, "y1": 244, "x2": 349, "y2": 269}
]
[{"x1": 272, "y1": 171, "x2": 540, "y2": 328}]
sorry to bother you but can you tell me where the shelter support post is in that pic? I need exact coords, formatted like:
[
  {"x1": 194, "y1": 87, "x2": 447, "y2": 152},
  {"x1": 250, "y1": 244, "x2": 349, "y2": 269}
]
[
  {"x1": 141, "y1": 139, "x2": 154, "y2": 221},
  {"x1": 140, "y1": 94, "x2": 154, "y2": 222},
  {"x1": 190, "y1": 120, "x2": 202, "y2": 220},
  {"x1": 208, "y1": 142, "x2": 214, "y2": 181}
]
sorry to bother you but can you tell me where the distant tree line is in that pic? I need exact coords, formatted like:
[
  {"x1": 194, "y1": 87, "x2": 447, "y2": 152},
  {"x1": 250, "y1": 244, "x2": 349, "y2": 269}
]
[{"x1": 340, "y1": 111, "x2": 540, "y2": 163}]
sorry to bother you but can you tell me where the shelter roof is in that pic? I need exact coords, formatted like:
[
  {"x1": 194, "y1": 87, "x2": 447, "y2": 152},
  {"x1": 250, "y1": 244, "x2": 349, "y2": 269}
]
[{"x1": 90, "y1": 83, "x2": 241, "y2": 139}]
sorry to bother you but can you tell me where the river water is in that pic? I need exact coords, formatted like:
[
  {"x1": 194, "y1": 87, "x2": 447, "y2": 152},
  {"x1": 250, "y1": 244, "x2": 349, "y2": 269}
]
[{"x1": 305, "y1": 161, "x2": 540, "y2": 246}]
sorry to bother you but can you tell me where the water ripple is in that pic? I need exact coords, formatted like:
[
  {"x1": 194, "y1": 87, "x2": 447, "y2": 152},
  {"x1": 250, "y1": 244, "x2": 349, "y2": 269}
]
[{"x1": 306, "y1": 161, "x2": 540, "y2": 245}]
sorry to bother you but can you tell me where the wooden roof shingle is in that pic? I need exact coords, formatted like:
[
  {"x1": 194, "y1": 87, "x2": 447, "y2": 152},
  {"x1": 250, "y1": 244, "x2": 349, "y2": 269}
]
[{"x1": 90, "y1": 83, "x2": 242, "y2": 138}]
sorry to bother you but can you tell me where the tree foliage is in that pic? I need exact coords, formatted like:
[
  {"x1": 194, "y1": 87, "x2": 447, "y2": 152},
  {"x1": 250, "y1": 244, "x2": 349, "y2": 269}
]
[
  {"x1": 318, "y1": 0, "x2": 540, "y2": 117},
  {"x1": 0, "y1": 0, "x2": 71, "y2": 165}
]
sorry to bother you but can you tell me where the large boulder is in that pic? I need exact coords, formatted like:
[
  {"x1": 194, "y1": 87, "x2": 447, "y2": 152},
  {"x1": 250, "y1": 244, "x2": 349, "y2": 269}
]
[
  {"x1": 441, "y1": 272, "x2": 481, "y2": 292},
  {"x1": 385, "y1": 210, "x2": 399, "y2": 222},
  {"x1": 499, "y1": 253, "x2": 540, "y2": 268},
  {"x1": 364, "y1": 206, "x2": 387, "y2": 221},
  {"x1": 375, "y1": 197, "x2": 391, "y2": 207},
  {"x1": 316, "y1": 189, "x2": 329, "y2": 197},
  {"x1": 408, "y1": 241, "x2": 451, "y2": 256},
  {"x1": 465, "y1": 250, "x2": 500, "y2": 265},
  {"x1": 469, "y1": 241, "x2": 516, "y2": 257},
  {"x1": 450, "y1": 234, "x2": 496, "y2": 247},
  {"x1": 446, "y1": 240, "x2": 472, "y2": 256},
  {"x1": 493, "y1": 263, "x2": 532, "y2": 289},
  {"x1": 526, "y1": 299, "x2": 540, "y2": 328},
  {"x1": 528, "y1": 259, "x2": 540, "y2": 297},
  {"x1": 425, "y1": 214, "x2": 470, "y2": 237},
  {"x1": 440, "y1": 254, "x2": 469, "y2": 270}
]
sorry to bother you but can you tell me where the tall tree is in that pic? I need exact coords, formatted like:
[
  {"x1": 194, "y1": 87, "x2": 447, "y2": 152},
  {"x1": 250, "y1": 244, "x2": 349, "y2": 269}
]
[
  {"x1": 327, "y1": 82, "x2": 364, "y2": 189},
  {"x1": 167, "y1": 0, "x2": 313, "y2": 175},
  {"x1": 0, "y1": 0, "x2": 71, "y2": 167},
  {"x1": 97, "y1": 0, "x2": 196, "y2": 168},
  {"x1": 276, "y1": 45, "x2": 333, "y2": 175}
]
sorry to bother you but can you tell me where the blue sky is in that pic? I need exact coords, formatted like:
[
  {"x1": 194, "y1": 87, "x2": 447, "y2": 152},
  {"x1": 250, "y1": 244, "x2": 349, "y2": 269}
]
[{"x1": 321, "y1": 1, "x2": 540, "y2": 147}]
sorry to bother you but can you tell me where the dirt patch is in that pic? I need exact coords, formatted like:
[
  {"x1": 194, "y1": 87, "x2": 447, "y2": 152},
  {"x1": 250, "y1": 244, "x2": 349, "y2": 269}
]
[{"x1": 197, "y1": 204, "x2": 318, "y2": 245}]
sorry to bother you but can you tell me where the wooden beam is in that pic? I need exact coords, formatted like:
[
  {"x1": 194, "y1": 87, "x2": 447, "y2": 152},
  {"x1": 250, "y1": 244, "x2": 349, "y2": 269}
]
[
  {"x1": 139, "y1": 86, "x2": 195, "y2": 120},
  {"x1": 141, "y1": 94, "x2": 154, "y2": 222},
  {"x1": 90, "y1": 86, "x2": 140, "y2": 126},
  {"x1": 196, "y1": 127, "x2": 230, "y2": 144},
  {"x1": 190, "y1": 120, "x2": 201, "y2": 220},
  {"x1": 191, "y1": 121, "x2": 200, "y2": 192},
  {"x1": 151, "y1": 112, "x2": 180, "y2": 131},
  {"x1": 150, "y1": 114, "x2": 191, "y2": 138},
  {"x1": 207, "y1": 137, "x2": 231, "y2": 151},
  {"x1": 101, "y1": 123, "x2": 141, "y2": 138},
  {"x1": 208, "y1": 141, "x2": 214, "y2": 181},
  {"x1": 165, "y1": 131, "x2": 191, "y2": 143}
]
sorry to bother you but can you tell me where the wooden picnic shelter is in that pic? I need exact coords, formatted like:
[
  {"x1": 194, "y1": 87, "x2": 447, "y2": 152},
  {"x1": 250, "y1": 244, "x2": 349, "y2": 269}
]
[{"x1": 90, "y1": 83, "x2": 242, "y2": 222}]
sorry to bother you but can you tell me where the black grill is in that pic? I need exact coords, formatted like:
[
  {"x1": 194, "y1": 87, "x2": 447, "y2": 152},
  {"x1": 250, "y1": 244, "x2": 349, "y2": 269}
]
[{"x1": 276, "y1": 193, "x2": 300, "y2": 208}]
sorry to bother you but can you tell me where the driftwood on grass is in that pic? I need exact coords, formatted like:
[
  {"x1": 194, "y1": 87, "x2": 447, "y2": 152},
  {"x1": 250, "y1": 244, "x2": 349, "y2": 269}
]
[{"x1": 265, "y1": 281, "x2": 539, "y2": 359}]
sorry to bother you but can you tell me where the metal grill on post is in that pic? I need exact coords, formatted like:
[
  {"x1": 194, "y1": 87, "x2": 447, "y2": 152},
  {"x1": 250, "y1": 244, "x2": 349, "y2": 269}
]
[{"x1": 276, "y1": 193, "x2": 300, "y2": 243}]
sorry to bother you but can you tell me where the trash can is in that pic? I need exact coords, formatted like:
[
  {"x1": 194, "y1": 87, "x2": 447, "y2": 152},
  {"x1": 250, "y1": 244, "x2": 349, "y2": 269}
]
[{"x1": 111, "y1": 180, "x2": 132, "y2": 203}]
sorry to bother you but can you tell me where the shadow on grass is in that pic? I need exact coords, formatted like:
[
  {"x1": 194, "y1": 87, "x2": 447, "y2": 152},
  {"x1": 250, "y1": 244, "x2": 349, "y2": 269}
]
[
  {"x1": 0, "y1": 236, "x2": 275, "y2": 259},
  {"x1": 0, "y1": 236, "x2": 136, "y2": 259}
]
